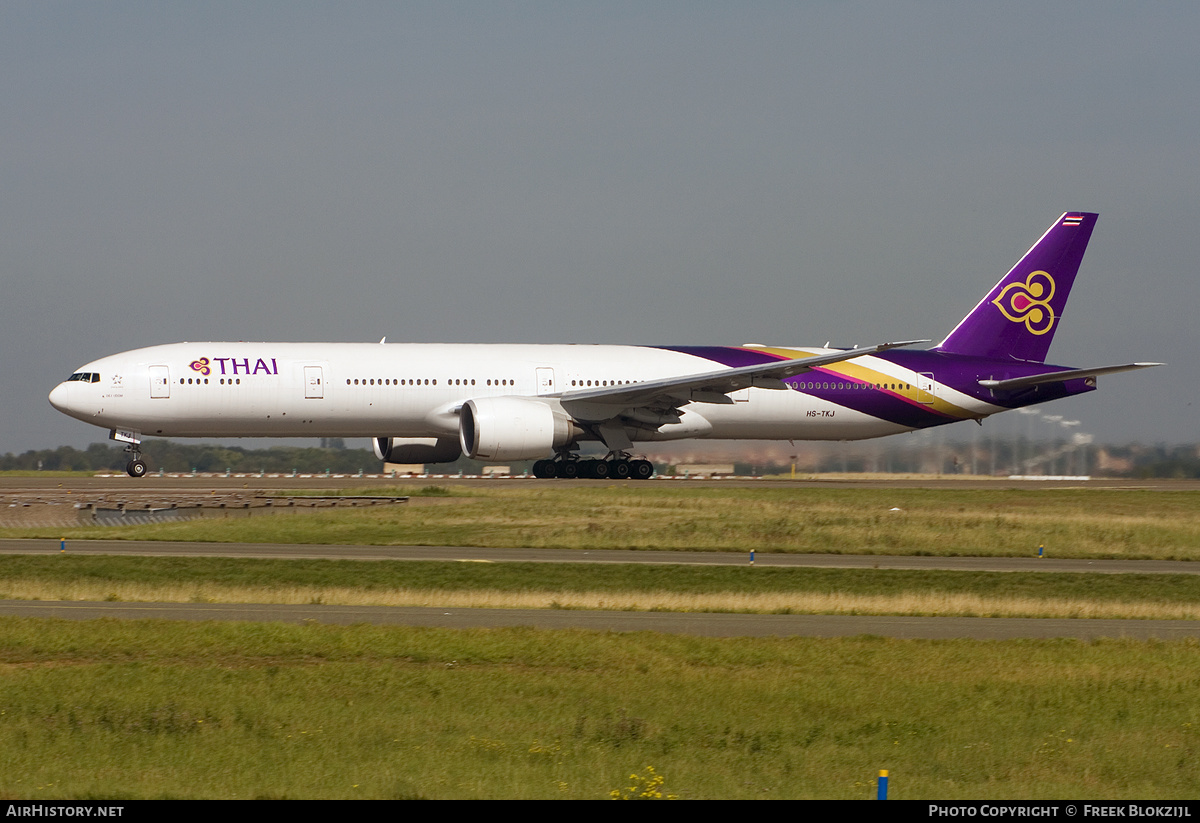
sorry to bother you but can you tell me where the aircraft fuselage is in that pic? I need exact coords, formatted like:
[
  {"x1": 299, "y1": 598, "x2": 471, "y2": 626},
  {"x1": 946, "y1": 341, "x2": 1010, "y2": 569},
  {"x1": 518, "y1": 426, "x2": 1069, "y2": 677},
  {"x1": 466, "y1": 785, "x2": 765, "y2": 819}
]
[{"x1": 49, "y1": 341, "x2": 1092, "y2": 442}]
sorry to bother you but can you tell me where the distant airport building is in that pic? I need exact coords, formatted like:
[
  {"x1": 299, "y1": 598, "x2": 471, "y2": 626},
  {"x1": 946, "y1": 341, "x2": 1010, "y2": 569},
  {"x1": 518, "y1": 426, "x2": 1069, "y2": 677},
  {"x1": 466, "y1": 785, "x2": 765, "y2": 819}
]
[
  {"x1": 675, "y1": 464, "x2": 735, "y2": 478},
  {"x1": 383, "y1": 463, "x2": 425, "y2": 476}
]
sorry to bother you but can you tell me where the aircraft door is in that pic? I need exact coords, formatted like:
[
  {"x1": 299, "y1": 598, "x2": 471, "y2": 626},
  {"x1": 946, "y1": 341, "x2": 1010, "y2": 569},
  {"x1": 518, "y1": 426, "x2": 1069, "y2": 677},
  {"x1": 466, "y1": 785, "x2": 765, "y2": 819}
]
[
  {"x1": 149, "y1": 365, "x2": 170, "y2": 398},
  {"x1": 305, "y1": 366, "x2": 324, "y2": 399},
  {"x1": 917, "y1": 373, "x2": 937, "y2": 404},
  {"x1": 535, "y1": 367, "x2": 555, "y2": 396}
]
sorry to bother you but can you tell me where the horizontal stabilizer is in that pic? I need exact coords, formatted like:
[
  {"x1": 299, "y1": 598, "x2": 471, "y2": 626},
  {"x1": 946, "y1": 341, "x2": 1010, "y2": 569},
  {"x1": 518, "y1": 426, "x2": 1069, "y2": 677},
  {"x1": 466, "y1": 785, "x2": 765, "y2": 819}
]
[{"x1": 978, "y1": 362, "x2": 1163, "y2": 391}]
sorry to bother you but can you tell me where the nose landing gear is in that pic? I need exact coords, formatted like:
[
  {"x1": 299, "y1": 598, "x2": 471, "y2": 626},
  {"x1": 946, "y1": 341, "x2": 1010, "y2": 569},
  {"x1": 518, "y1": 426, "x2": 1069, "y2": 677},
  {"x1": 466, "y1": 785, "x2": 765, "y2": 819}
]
[
  {"x1": 123, "y1": 444, "x2": 147, "y2": 478},
  {"x1": 109, "y1": 430, "x2": 147, "y2": 478}
]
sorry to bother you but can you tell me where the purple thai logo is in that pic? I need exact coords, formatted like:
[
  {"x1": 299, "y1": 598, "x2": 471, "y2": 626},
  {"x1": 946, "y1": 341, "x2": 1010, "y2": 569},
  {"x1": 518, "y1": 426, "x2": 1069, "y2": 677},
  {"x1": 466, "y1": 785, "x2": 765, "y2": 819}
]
[
  {"x1": 992, "y1": 271, "x2": 1056, "y2": 335},
  {"x1": 191, "y1": 356, "x2": 279, "y2": 376}
]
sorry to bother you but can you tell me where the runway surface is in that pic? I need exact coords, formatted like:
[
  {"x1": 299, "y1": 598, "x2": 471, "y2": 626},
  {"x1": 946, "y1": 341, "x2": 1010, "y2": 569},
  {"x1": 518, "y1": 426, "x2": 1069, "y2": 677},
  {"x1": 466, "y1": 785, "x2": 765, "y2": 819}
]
[
  {"x1": 3, "y1": 599, "x2": 1198, "y2": 640},
  {"x1": 1, "y1": 538, "x2": 1197, "y2": 575}
]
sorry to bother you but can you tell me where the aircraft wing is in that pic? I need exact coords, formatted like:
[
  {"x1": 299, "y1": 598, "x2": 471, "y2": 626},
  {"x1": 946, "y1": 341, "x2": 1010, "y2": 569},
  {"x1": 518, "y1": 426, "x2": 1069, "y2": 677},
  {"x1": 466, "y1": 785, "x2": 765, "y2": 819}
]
[
  {"x1": 977, "y1": 362, "x2": 1163, "y2": 392},
  {"x1": 558, "y1": 339, "x2": 928, "y2": 421}
]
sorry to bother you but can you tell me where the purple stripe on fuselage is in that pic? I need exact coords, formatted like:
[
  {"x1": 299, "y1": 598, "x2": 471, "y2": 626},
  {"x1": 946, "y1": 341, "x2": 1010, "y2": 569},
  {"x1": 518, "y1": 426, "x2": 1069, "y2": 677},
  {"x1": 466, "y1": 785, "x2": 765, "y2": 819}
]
[
  {"x1": 643, "y1": 345, "x2": 1095, "y2": 432},
  {"x1": 649, "y1": 345, "x2": 787, "y2": 368},
  {"x1": 786, "y1": 370, "x2": 958, "y2": 429},
  {"x1": 648, "y1": 346, "x2": 960, "y2": 429},
  {"x1": 782, "y1": 350, "x2": 1095, "y2": 429},
  {"x1": 887, "y1": 351, "x2": 1096, "y2": 410}
]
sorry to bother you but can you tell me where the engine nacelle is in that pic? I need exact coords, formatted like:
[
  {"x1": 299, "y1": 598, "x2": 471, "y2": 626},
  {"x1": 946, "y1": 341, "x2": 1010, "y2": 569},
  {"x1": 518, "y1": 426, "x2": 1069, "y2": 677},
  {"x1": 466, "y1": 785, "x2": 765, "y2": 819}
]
[
  {"x1": 459, "y1": 397, "x2": 577, "y2": 461},
  {"x1": 373, "y1": 436, "x2": 462, "y2": 464}
]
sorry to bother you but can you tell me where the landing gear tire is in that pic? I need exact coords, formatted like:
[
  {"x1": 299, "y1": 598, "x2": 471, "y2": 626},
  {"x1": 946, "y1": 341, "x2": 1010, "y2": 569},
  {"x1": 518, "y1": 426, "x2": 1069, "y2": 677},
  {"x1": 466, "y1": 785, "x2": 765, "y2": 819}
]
[
  {"x1": 630, "y1": 459, "x2": 654, "y2": 480},
  {"x1": 126, "y1": 459, "x2": 147, "y2": 478},
  {"x1": 546, "y1": 456, "x2": 651, "y2": 480}
]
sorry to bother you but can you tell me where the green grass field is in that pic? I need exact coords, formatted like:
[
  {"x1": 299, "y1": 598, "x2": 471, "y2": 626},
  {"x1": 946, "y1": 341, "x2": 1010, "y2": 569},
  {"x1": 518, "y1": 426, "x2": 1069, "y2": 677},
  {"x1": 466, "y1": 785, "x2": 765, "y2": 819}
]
[
  {"x1": 3, "y1": 484, "x2": 1198, "y2": 798},
  {"x1": 1, "y1": 619, "x2": 1197, "y2": 799},
  {"x1": 5, "y1": 486, "x2": 1200, "y2": 559}
]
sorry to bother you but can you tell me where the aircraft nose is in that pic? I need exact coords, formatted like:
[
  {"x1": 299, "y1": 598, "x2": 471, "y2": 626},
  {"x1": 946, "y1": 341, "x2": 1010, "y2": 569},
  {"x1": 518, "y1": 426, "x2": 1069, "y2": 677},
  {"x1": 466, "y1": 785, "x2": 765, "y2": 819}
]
[{"x1": 48, "y1": 382, "x2": 70, "y2": 412}]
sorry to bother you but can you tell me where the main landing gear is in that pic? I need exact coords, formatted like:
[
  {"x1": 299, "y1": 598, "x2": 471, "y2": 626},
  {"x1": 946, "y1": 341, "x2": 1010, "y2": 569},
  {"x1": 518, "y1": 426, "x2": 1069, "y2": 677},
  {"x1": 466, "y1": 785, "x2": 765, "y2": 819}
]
[{"x1": 531, "y1": 456, "x2": 655, "y2": 480}]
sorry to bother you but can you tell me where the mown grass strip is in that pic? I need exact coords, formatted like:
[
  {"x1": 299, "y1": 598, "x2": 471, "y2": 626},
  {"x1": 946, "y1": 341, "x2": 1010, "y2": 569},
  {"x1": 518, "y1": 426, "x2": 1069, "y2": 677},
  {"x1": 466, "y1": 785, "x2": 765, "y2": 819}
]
[
  {"x1": 2, "y1": 556, "x2": 1200, "y2": 619},
  {"x1": 4, "y1": 486, "x2": 1198, "y2": 559},
  {"x1": 5, "y1": 582, "x2": 1200, "y2": 620},
  {"x1": 1, "y1": 618, "x2": 1198, "y2": 799}
]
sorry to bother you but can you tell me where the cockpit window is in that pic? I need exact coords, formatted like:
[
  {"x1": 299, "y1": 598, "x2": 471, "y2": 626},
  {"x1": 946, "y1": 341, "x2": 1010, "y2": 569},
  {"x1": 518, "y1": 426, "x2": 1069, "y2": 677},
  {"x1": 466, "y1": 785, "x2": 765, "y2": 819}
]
[{"x1": 66, "y1": 372, "x2": 100, "y2": 383}]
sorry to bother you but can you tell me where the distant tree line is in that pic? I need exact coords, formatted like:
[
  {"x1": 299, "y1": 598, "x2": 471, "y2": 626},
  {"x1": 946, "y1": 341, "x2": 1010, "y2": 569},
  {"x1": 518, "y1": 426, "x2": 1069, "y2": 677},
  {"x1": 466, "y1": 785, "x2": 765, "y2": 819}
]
[
  {"x1": 732, "y1": 442, "x2": 1200, "y2": 479},
  {"x1": 3, "y1": 439, "x2": 1199, "y2": 478},
  {"x1": 1120, "y1": 445, "x2": 1200, "y2": 479},
  {"x1": 1, "y1": 441, "x2": 380, "y2": 474}
]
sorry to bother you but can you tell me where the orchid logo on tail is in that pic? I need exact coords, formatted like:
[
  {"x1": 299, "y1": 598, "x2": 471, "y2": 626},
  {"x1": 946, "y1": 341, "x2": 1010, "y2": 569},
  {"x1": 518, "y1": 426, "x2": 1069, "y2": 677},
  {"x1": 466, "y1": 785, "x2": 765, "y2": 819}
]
[{"x1": 992, "y1": 271, "x2": 1056, "y2": 335}]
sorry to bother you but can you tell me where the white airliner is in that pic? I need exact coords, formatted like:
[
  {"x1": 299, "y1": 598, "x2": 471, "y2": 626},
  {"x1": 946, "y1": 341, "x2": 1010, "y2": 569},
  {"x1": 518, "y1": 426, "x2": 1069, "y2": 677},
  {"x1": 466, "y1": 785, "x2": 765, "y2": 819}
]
[{"x1": 50, "y1": 213, "x2": 1158, "y2": 478}]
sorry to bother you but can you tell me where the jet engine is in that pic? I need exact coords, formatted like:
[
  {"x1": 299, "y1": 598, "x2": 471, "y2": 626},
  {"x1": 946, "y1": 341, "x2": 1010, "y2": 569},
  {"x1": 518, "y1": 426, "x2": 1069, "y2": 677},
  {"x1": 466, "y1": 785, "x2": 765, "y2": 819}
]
[
  {"x1": 373, "y1": 436, "x2": 462, "y2": 464},
  {"x1": 458, "y1": 397, "x2": 579, "y2": 461}
]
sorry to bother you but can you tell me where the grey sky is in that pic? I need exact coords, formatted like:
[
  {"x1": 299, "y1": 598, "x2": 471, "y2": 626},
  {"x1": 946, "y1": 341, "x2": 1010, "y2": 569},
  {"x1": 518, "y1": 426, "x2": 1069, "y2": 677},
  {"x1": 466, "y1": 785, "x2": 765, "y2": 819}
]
[{"x1": 3, "y1": 2, "x2": 1196, "y2": 454}]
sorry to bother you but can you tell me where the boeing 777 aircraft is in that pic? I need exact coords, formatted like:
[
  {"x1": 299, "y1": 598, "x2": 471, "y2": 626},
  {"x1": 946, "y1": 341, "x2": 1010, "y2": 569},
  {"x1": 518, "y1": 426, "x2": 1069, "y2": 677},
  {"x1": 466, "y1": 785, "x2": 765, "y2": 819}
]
[{"x1": 50, "y1": 212, "x2": 1159, "y2": 478}]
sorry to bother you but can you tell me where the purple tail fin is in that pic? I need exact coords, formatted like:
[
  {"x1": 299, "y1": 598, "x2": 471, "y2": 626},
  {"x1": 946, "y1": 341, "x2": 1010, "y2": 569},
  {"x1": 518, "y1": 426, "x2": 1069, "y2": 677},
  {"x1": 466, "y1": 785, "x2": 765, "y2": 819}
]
[{"x1": 936, "y1": 212, "x2": 1098, "y2": 363}]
